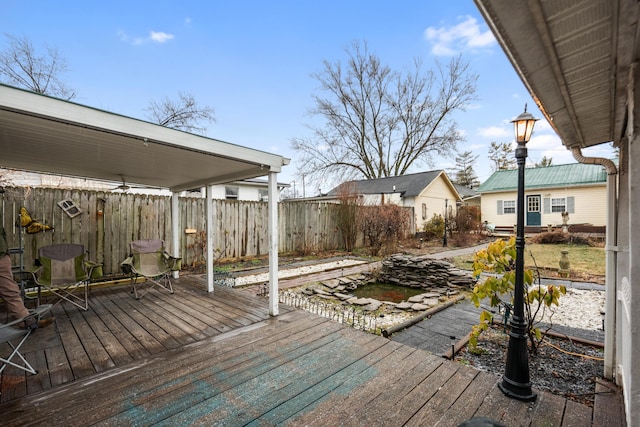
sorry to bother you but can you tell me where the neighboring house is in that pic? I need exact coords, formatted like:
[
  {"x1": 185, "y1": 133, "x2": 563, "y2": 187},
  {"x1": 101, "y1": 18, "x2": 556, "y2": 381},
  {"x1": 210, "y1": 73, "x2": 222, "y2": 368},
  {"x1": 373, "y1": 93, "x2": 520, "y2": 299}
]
[
  {"x1": 0, "y1": 169, "x2": 288, "y2": 201},
  {"x1": 326, "y1": 170, "x2": 462, "y2": 232},
  {"x1": 477, "y1": 163, "x2": 607, "y2": 229},
  {"x1": 453, "y1": 183, "x2": 481, "y2": 208},
  {"x1": 199, "y1": 178, "x2": 289, "y2": 201}
]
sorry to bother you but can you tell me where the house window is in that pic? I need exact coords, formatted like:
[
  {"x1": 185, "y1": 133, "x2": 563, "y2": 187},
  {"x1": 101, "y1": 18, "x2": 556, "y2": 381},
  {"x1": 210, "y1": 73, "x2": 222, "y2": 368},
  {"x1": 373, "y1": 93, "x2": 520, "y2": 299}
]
[
  {"x1": 225, "y1": 186, "x2": 239, "y2": 200},
  {"x1": 551, "y1": 198, "x2": 566, "y2": 213},
  {"x1": 503, "y1": 200, "x2": 516, "y2": 214},
  {"x1": 421, "y1": 203, "x2": 427, "y2": 220},
  {"x1": 258, "y1": 189, "x2": 268, "y2": 202}
]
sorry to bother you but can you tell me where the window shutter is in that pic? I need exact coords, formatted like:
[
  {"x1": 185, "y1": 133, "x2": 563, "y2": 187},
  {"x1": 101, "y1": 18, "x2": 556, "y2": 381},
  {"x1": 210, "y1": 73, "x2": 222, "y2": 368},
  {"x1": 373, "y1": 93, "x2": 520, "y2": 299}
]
[
  {"x1": 543, "y1": 198, "x2": 550, "y2": 214},
  {"x1": 497, "y1": 200, "x2": 503, "y2": 215},
  {"x1": 567, "y1": 196, "x2": 575, "y2": 213}
]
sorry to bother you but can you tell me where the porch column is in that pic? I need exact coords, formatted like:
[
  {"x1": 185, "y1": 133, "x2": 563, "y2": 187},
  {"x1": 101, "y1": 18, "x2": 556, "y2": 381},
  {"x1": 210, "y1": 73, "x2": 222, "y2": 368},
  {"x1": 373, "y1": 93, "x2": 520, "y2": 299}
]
[
  {"x1": 626, "y1": 80, "x2": 640, "y2": 426},
  {"x1": 268, "y1": 171, "x2": 279, "y2": 316},
  {"x1": 206, "y1": 184, "x2": 215, "y2": 292},
  {"x1": 171, "y1": 192, "x2": 180, "y2": 279}
]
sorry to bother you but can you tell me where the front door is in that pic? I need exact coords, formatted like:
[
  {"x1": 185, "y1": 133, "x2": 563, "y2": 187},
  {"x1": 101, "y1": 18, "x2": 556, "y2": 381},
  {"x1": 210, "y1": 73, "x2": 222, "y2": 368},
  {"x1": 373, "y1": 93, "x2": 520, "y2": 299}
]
[{"x1": 527, "y1": 195, "x2": 541, "y2": 226}]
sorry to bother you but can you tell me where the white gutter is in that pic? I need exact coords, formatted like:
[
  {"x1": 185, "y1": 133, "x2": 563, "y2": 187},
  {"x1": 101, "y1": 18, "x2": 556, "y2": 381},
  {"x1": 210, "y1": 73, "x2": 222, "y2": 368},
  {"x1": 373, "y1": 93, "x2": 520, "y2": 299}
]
[{"x1": 571, "y1": 147, "x2": 618, "y2": 379}]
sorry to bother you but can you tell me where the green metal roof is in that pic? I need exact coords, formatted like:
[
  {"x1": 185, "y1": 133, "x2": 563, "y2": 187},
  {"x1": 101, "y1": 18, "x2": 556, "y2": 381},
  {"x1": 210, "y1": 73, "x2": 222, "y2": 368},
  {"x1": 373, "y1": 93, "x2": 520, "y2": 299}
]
[{"x1": 477, "y1": 163, "x2": 607, "y2": 193}]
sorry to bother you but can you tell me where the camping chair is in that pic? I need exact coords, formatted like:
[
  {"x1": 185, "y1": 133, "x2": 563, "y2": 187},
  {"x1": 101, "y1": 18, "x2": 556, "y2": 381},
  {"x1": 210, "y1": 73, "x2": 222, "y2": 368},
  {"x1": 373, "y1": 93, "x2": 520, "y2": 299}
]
[
  {"x1": 1, "y1": 304, "x2": 53, "y2": 376},
  {"x1": 121, "y1": 239, "x2": 181, "y2": 300},
  {"x1": 31, "y1": 244, "x2": 101, "y2": 311}
]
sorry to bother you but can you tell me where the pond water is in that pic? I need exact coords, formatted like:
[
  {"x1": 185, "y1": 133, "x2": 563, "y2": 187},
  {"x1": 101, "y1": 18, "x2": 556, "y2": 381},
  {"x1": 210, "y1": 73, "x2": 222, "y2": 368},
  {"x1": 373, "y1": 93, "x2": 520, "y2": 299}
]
[{"x1": 351, "y1": 282, "x2": 424, "y2": 303}]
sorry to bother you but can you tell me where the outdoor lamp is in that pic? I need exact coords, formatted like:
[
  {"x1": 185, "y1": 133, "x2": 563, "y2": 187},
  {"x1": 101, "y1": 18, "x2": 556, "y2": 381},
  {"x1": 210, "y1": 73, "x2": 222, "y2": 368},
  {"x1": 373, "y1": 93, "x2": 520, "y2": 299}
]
[
  {"x1": 499, "y1": 104, "x2": 538, "y2": 402},
  {"x1": 513, "y1": 105, "x2": 537, "y2": 143},
  {"x1": 443, "y1": 198, "x2": 448, "y2": 247}
]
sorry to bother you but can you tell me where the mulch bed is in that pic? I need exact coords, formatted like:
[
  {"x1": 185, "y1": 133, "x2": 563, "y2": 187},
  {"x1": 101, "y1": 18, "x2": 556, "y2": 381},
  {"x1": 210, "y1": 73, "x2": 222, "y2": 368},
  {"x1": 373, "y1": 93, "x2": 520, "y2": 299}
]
[{"x1": 455, "y1": 326, "x2": 604, "y2": 406}]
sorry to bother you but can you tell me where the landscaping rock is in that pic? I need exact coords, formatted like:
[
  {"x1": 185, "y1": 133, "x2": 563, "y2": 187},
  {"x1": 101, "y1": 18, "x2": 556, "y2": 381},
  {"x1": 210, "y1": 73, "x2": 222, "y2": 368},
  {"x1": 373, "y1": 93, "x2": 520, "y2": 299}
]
[{"x1": 376, "y1": 254, "x2": 476, "y2": 289}]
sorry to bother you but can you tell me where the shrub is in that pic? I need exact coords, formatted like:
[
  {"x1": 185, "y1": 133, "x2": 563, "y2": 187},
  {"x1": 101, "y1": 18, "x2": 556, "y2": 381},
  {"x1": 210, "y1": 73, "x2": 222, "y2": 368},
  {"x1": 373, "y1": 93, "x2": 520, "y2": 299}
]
[
  {"x1": 469, "y1": 237, "x2": 566, "y2": 353},
  {"x1": 360, "y1": 204, "x2": 410, "y2": 256},
  {"x1": 529, "y1": 231, "x2": 597, "y2": 246},
  {"x1": 422, "y1": 213, "x2": 444, "y2": 240},
  {"x1": 335, "y1": 183, "x2": 362, "y2": 252},
  {"x1": 455, "y1": 205, "x2": 481, "y2": 234}
]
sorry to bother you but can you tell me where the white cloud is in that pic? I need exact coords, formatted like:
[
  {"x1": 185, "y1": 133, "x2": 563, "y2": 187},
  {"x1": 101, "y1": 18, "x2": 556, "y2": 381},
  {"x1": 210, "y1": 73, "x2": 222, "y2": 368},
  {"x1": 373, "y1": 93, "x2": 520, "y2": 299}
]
[
  {"x1": 117, "y1": 30, "x2": 175, "y2": 45},
  {"x1": 184, "y1": 17, "x2": 192, "y2": 26},
  {"x1": 477, "y1": 125, "x2": 510, "y2": 138},
  {"x1": 424, "y1": 15, "x2": 496, "y2": 56},
  {"x1": 527, "y1": 133, "x2": 561, "y2": 151},
  {"x1": 150, "y1": 31, "x2": 174, "y2": 43}
]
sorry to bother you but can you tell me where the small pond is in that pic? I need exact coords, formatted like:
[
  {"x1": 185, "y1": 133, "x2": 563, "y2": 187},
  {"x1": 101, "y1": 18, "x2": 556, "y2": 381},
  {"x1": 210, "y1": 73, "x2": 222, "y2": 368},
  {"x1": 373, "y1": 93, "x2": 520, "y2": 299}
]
[{"x1": 351, "y1": 282, "x2": 425, "y2": 304}]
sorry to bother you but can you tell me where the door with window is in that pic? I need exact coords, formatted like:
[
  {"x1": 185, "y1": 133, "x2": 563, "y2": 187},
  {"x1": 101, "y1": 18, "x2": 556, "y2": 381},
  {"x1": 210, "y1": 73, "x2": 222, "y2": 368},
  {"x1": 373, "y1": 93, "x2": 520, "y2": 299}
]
[{"x1": 527, "y1": 195, "x2": 541, "y2": 226}]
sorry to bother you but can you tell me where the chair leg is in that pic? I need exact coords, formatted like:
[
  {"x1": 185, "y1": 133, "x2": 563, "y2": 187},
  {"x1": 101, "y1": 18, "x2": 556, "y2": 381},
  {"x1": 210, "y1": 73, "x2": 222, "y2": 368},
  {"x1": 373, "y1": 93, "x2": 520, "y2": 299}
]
[
  {"x1": 38, "y1": 282, "x2": 89, "y2": 311},
  {"x1": 0, "y1": 332, "x2": 37, "y2": 375},
  {"x1": 131, "y1": 274, "x2": 173, "y2": 300}
]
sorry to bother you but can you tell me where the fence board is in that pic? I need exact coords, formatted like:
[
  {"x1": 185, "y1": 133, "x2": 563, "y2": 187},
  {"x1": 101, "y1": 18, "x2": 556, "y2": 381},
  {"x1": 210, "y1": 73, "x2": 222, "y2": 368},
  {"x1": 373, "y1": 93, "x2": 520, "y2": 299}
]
[{"x1": 1, "y1": 187, "x2": 413, "y2": 276}]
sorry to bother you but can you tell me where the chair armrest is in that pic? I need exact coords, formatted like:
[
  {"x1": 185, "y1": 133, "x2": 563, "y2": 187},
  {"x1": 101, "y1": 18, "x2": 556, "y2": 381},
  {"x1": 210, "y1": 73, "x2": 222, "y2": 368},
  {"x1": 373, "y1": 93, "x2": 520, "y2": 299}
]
[
  {"x1": 84, "y1": 260, "x2": 103, "y2": 280},
  {"x1": 162, "y1": 252, "x2": 182, "y2": 271},
  {"x1": 30, "y1": 266, "x2": 44, "y2": 282},
  {"x1": 120, "y1": 256, "x2": 134, "y2": 275}
]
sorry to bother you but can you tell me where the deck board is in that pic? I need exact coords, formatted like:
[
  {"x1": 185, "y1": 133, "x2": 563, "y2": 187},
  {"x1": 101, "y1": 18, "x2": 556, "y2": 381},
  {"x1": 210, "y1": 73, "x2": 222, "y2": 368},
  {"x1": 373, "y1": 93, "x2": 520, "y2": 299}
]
[{"x1": 0, "y1": 274, "x2": 620, "y2": 426}]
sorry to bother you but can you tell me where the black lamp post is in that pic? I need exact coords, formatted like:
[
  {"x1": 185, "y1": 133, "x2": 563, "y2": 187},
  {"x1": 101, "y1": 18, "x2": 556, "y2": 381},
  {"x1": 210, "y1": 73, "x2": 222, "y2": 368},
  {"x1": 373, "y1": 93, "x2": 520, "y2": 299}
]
[
  {"x1": 443, "y1": 198, "x2": 448, "y2": 247},
  {"x1": 499, "y1": 104, "x2": 538, "y2": 402}
]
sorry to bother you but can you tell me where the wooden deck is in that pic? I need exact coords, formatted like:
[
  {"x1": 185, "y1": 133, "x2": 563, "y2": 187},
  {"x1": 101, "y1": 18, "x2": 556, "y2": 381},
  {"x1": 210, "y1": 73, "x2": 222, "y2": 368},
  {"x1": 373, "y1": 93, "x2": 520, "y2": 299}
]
[{"x1": 0, "y1": 275, "x2": 624, "y2": 426}]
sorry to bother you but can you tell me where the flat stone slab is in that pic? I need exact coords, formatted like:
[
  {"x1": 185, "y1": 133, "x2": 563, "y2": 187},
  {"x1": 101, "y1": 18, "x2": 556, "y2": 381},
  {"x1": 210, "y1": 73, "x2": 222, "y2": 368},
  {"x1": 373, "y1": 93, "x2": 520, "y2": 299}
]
[
  {"x1": 422, "y1": 292, "x2": 441, "y2": 298},
  {"x1": 350, "y1": 297, "x2": 375, "y2": 306},
  {"x1": 321, "y1": 279, "x2": 341, "y2": 289},
  {"x1": 423, "y1": 298, "x2": 439, "y2": 306},
  {"x1": 396, "y1": 302, "x2": 414, "y2": 310},
  {"x1": 363, "y1": 301, "x2": 382, "y2": 311}
]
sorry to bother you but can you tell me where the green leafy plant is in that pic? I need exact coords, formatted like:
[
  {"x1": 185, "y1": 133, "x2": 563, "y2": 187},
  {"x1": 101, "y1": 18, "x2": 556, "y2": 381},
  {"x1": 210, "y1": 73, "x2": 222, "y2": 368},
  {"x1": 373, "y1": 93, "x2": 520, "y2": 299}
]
[
  {"x1": 422, "y1": 213, "x2": 444, "y2": 240},
  {"x1": 469, "y1": 237, "x2": 566, "y2": 353}
]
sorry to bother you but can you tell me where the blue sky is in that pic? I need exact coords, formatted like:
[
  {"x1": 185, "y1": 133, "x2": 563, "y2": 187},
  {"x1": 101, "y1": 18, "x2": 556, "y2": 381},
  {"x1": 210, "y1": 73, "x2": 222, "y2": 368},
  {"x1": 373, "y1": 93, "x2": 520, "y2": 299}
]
[{"x1": 1, "y1": 1, "x2": 615, "y2": 193}]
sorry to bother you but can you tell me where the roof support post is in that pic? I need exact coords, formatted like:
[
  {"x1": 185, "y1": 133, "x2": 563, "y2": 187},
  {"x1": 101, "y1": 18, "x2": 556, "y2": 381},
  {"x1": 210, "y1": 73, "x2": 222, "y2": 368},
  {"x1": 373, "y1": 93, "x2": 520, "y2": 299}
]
[
  {"x1": 206, "y1": 184, "x2": 215, "y2": 293},
  {"x1": 268, "y1": 171, "x2": 279, "y2": 316},
  {"x1": 171, "y1": 192, "x2": 180, "y2": 279}
]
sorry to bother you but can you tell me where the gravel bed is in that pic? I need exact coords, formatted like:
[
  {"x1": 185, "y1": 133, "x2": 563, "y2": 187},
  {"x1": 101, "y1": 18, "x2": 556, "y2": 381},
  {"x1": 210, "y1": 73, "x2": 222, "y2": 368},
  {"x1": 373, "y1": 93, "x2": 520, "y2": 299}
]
[
  {"x1": 456, "y1": 286, "x2": 606, "y2": 407},
  {"x1": 457, "y1": 328, "x2": 604, "y2": 406},
  {"x1": 233, "y1": 259, "x2": 367, "y2": 286}
]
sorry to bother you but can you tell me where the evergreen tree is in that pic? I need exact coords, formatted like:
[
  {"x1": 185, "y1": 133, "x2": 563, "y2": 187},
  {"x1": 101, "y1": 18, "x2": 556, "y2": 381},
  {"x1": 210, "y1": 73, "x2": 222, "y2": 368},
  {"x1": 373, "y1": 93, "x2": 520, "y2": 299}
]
[
  {"x1": 452, "y1": 150, "x2": 480, "y2": 188},
  {"x1": 534, "y1": 155, "x2": 553, "y2": 167}
]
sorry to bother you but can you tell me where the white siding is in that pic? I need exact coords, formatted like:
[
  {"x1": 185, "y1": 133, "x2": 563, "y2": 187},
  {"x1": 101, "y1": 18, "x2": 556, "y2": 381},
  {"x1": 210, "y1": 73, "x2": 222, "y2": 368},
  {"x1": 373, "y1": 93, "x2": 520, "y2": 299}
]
[{"x1": 480, "y1": 184, "x2": 607, "y2": 227}]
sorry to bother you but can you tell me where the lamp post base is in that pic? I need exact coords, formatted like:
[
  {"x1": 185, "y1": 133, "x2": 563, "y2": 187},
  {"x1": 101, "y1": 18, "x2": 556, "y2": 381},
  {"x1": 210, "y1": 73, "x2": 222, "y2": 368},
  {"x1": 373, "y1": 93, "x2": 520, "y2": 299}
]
[{"x1": 498, "y1": 376, "x2": 537, "y2": 402}]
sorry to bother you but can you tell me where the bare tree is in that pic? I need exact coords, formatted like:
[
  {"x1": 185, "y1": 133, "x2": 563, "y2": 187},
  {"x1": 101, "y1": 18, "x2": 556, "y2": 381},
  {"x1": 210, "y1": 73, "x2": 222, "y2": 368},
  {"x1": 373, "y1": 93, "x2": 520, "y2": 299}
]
[
  {"x1": 0, "y1": 34, "x2": 76, "y2": 99},
  {"x1": 291, "y1": 41, "x2": 478, "y2": 183},
  {"x1": 488, "y1": 141, "x2": 516, "y2": 171},
  {"x1": 145, "y1": 92, "x2": 215, "y2": 135}
]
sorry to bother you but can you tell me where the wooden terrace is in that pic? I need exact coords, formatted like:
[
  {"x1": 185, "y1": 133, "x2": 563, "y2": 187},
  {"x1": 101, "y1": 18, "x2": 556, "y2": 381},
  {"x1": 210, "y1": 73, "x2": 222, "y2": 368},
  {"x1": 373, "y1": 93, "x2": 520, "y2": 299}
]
[{"x1": 1, "y1": 275, "x2": 624, "y2": 426}]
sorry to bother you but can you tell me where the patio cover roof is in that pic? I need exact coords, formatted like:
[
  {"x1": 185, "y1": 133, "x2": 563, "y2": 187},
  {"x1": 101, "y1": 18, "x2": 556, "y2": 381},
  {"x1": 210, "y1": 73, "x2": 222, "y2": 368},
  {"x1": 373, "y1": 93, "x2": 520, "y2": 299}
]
[
  {"x1": 0, "y1": 84, "x2": 289, "y2": 191},
  {"x1": 474, "y1": 0, "x2": 636, "y2": 150}
]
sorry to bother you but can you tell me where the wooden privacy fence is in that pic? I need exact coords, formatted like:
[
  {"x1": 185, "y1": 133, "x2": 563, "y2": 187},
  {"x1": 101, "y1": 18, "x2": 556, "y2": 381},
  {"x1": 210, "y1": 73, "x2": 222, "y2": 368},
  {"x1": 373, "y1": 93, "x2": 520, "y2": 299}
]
[{"x1": 1, "y1": 187, "x2": 412, "y2": 276}]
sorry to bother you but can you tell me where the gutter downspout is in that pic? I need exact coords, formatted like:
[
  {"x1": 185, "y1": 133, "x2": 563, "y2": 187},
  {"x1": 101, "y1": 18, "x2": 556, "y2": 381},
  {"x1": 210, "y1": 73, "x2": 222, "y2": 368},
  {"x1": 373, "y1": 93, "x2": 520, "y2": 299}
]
[{"x1": 571, "y1": 147, "x2": 618, "y2": 380}]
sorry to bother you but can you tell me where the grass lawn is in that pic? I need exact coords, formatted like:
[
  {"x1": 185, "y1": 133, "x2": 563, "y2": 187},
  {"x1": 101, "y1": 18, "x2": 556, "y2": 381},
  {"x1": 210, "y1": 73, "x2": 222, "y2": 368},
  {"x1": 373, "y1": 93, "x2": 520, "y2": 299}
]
[{"x1": 450, "y1": 242, "x2": 606, "y2": 277}]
